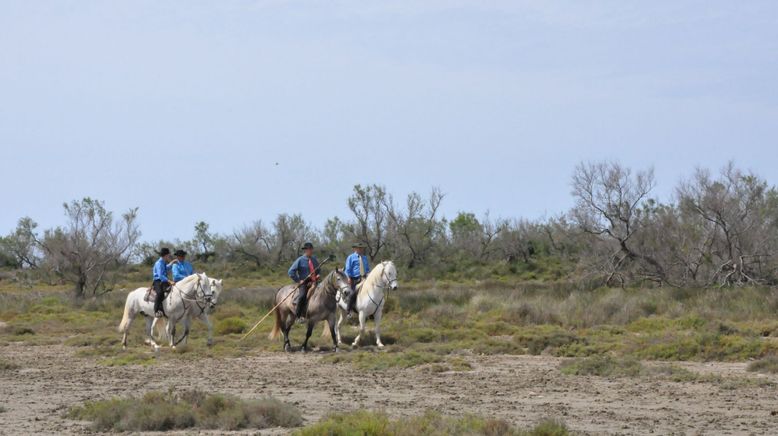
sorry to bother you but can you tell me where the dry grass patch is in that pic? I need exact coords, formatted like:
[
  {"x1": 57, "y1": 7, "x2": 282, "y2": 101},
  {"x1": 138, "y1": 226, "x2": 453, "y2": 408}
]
[
  {"x1": 66, "y1": 389, "x2": 302, "y2": 431},
  {"x1": 295, "y1": 410, "x2": 567, "y2": 436},
  {"x1": 747, "y1": 356, "x2": 778, "y2": 374}
]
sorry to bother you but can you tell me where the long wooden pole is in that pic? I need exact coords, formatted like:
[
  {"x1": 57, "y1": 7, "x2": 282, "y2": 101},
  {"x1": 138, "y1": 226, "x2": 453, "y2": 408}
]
[{"x1": 240, "y1": 256, "x2": 333, "y2": 341}]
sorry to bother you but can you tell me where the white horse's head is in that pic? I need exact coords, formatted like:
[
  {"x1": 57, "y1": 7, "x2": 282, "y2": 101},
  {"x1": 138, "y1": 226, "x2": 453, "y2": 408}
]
[
  {"x1": 207, "y1": 278, "x2": 223, "y2": 311},
  {"x1": 196, "y1": 273, "x2": 213, "y2": 304},
  {"x1": 381, "y1": 261, "x2": 399, "y2": 291}
]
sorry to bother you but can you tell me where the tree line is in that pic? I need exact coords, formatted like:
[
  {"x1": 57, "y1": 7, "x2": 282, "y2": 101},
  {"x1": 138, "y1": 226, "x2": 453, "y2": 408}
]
[{"x1": 2, "y1": 161, "x2": 777, "y2": 297}]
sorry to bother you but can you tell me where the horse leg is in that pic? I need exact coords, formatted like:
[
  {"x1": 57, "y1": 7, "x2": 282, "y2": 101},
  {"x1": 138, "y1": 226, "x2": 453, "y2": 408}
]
[
  {"x1": 282, "y1": 316, "x2": 293, "y2": 352},
  {"x1": 302, "y1": 322, "x2": 314, "y2": 353},
  {"x1": 328, "y1": 315, "x2": 339, "y2": 352},
  {"x1": 168, "y1": 319, "x2": 176, "y2": 349},
  {"x1": 121, "y1": 312, "x2": 135, "y2": 350},
  {"x1": 335, "y1": 308, "x2": 344, "y2": 345},
  {"x1": 181, "y1": 317, "x2": 191, "y2": 347},
  {"x1": 201, "y1": 313, "x2": 213, "y2": 346},
  {"x1": 146, "y1": 317, "x2": 159, "y2": 350},
  {"x1": 352, "y1": 310, "x2": 366, "y2": 348},
  {"x1": 374, "y1": 309, "x2": 384, "y2": 348}
]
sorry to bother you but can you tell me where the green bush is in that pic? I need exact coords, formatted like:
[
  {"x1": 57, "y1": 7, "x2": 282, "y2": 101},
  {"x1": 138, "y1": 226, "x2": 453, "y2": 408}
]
[
  {"x1": 66, "y1": 390, "x2": 302, "y2": 431},
  {"x1": 216, "y1": 317, "x2": 248, "y2": 335}
]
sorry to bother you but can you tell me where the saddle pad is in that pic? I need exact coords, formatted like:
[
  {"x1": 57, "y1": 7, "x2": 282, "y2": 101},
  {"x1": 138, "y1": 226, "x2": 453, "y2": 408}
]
[{"x1": 144, "y1": 287, "x2": 156, "y2": 303}]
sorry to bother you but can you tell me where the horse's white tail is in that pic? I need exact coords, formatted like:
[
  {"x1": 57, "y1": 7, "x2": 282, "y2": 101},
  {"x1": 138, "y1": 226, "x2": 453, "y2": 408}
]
[
  {"x1": 268, "y1": 307, "x2": 281, "y2": 340},
  {"x1": 118, "y1": 294, "x2": 132, "y2": 333}
]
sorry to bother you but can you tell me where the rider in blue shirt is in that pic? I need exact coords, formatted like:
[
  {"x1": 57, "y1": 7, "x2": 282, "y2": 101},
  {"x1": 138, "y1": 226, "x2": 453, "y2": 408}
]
[
  {"x1": 153, "y1": 248, "x2": 173, "y2": 317},
  {"x1": 288, "y1": 242, "x2": 320, "y2": 322},
  {"x1": 171, "y1": 249, "x2": 194, "y2": 282},
  {"x1": 344, "y1": 242, "x2": 370, "y2": 317}
]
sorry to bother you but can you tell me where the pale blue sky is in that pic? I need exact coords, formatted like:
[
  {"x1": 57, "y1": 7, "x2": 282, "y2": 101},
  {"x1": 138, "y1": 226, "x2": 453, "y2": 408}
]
[{"x1": 2, "y1": 1, "x2": 777, "y2": 241}]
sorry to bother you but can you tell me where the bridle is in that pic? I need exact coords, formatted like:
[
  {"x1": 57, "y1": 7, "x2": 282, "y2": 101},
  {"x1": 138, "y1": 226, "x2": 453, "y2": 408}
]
[
  {"x1": 175, "y1": 274, "x2": 213, "y2": 315},
  {"x1": 324, "y1": 271, "x2": 349, "y2": 302}
]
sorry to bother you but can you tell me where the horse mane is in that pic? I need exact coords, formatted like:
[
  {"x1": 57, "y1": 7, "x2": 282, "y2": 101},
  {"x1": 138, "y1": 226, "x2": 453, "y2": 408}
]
[
  {"x1": 359, "y1": 261, "x2": 387, "y2": 296},
  {"x1": 312, "y1": 269, "x2": 343, "y2": 297}
]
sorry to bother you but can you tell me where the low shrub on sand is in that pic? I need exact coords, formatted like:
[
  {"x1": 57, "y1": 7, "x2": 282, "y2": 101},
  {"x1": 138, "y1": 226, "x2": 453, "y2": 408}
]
[
  {"x1": 747, "y1": 356, "x2": 778, "y2": 374},
  {"x1": 294, "y1": 410, "x2": 568, "y2": 436},
  {"x1": 66, "y1": 390, "x2": 302, "y2": 431}
]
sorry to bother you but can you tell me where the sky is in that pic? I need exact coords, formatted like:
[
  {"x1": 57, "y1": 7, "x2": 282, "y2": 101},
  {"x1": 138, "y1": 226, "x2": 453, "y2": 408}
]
[{"x1": 1, "y1": 1, "x2": 777, "y2": 241}]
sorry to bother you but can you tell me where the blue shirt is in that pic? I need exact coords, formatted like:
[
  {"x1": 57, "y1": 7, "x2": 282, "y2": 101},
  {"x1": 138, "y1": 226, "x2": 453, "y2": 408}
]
[
  {"x1": 345, "y1": 252, "x2": 370, "y2": 279},
  {"x1": 172, "y1": 260, "x2": 194, "y2": 282},
  {"x1": 153, "y1": 257, "x2": 169, "y2": 283},
  {"x1": 288, "y1": 255, "x2": 320, "y2": 282}
]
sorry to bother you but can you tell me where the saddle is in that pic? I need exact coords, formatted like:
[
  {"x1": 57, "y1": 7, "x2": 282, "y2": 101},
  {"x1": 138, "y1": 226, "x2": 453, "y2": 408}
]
[{"x1": 144, "y1": 285, "x2": 169, "y2": 303}]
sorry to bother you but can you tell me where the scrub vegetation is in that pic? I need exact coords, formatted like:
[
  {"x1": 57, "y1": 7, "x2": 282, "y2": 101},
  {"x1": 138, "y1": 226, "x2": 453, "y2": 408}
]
[
  {"x1": 66, "y1": 390, "x2": 302, "y2": 432},
  {"x1": 294, "y1": 410, "x2": 568, "y2": 436}
]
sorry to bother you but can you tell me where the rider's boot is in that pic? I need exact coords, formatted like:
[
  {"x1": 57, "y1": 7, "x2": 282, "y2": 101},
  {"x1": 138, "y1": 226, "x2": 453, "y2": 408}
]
[
  {"x1": 294, "y1": 289, "x2": 306, "y2": 324},
  {"x1": 346, "y1": 292, "x2": 357, "y2": 319}
]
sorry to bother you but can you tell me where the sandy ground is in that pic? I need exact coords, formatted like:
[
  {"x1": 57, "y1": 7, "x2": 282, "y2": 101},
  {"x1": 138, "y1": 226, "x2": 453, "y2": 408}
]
[{"x1": 1, "y1": 343, "x2": 778, "y2": 435}]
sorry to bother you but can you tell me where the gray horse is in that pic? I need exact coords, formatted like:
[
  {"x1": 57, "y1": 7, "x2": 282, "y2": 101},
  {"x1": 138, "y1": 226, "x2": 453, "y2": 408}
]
[{"x1": 269, "y1": 269, "x2": 351, "y2": 352}]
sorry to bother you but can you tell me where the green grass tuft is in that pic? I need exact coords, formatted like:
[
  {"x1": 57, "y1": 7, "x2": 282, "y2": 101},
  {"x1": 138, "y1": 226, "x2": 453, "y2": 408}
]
[
  {"x1": 66, "y1": 390, "x2": 302, "y2": 431},
  {"x1": 294, "y1": 410, "x2": 567, "y2": 436},
  {"x1": 215, "y1": 317, "x2": 248, "y2": 335}
]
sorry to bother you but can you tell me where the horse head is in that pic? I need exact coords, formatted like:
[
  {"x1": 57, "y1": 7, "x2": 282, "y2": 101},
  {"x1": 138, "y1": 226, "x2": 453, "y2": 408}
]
[
  {"x1": 381, "y1": 261, "x2": 399, "y2": 290},
  {"x1": 329, "y1": 267, "x2": 352, "y2": 298},
  {"x1": 207, "y1": 278, "x2": 223, "y2": 311},
  {"x1": 196, "y1": 273, "x2": 214, "y2": 305}
]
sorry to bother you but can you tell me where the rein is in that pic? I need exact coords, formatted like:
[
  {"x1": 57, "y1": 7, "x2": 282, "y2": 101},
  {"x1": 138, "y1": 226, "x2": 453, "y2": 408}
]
[{"x1": 174, "y1": 276, "x2": 211, "y2": 315}]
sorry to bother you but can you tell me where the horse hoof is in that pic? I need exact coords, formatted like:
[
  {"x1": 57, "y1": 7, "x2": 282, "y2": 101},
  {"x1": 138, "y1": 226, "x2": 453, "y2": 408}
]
[
  {"x1": 333, "y1": 347, "x2": 339, "y2": 353},
  {"x1": 377, "y1": 343, "x2": 385, "y2": 348}
]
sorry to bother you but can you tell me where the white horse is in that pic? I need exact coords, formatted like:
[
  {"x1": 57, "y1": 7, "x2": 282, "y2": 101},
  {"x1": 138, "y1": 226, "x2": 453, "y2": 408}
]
[
  {"x1": 118, "y1": 273, "x2": 213, "y2": 350},
  {"x1": 173, "y1": 277, "x2": 222, "y2": 347},
  {"x1": 335, "y1": 261, "x2": 398, "y2": 348}
]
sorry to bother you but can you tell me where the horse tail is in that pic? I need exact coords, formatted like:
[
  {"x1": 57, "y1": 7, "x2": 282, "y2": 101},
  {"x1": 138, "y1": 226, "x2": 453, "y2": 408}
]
[
  {"x1": 118, "y1": 292, "x2": 133, "y2": 333},
  {"x1": 268, "y1": 306, "x2": 281, "y2": 340}
]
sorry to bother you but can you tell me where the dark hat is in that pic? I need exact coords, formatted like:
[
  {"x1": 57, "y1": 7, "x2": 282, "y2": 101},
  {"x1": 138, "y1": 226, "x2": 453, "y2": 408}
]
[
  {"x1": 159, "y1": 247, "x2": 171, "y2": 257},
  {"x1": 352, "y1": 242, "x2": 366, "y2": 249},
  {"x1": 174, "y1": 249, "x2": 187, "y2": 257},
  {"x1": 301, "y1": 242, "x2": 314, "y2": 250}
]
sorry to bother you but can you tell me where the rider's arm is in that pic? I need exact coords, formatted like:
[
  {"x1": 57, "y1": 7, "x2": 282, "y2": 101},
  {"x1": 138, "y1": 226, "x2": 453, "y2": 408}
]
[{"x1": 288, "y1": 258, "x2": 300, "y2": 282}]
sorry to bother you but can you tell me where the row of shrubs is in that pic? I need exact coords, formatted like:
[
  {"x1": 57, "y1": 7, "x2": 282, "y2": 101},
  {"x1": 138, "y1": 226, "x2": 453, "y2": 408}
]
[{"x1": 66, "y1": 390, "x2": 568, "y2": 435}]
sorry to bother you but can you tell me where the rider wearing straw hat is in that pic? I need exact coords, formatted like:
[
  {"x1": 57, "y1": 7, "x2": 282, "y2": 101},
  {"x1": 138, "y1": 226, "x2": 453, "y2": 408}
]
[
  {"x1": 344, "y1": 242, "x2": 370, "y2": 318},
  {"x1": 287, "y1": 242, "x2": 321, "y2": 323}
]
